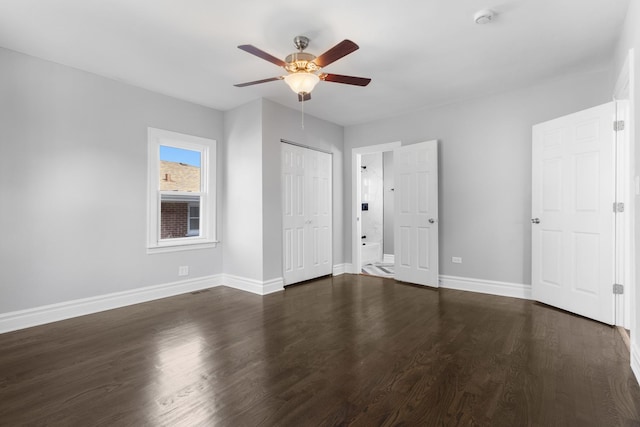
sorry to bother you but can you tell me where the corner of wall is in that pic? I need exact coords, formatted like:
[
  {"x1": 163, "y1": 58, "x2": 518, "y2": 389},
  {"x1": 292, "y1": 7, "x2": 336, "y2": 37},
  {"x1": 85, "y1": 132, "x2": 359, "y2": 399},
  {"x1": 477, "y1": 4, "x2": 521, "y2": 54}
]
[
  {"x1": 333, "y1": 263, "x2": 352, "y2": 276},
  {"x1": 223, "y1": 274, "x2": 284, "y2": 295}
]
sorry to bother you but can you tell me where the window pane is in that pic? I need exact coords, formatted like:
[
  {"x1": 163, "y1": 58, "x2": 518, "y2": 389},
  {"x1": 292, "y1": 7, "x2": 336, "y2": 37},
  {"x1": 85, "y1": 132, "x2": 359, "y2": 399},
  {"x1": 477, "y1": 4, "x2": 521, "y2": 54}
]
[
  {"x1": 188, "y1": 202, "x2": 200, "y2": 236},
  {"x1": 160, "y1": 195, "x2": 199, "y2": 239},
  {"x1": 159, "y1": 146, "x2": 201, "y2": 192}
]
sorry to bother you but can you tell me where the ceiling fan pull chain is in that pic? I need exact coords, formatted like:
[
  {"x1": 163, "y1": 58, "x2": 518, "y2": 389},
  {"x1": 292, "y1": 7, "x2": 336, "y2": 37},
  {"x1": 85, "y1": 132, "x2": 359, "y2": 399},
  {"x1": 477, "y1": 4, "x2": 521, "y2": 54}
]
[{"x1": 301, "y1": 95, "x2": 305, "y2": 129}]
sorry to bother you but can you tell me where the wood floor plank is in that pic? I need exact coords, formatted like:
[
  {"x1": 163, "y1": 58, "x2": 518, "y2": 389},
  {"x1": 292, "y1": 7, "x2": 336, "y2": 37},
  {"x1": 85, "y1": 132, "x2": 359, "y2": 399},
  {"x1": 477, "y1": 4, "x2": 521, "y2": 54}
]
[{"x1": 1, "y1": 274, "x2": 639, "y2": 426}]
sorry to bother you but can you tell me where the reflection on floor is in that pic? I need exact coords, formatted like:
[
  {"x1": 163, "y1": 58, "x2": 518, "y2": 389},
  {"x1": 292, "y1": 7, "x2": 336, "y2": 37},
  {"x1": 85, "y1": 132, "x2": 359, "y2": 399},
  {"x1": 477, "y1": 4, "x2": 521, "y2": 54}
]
[{"x1": 361, "y1": 262, "x2": 394, "y2": 278}]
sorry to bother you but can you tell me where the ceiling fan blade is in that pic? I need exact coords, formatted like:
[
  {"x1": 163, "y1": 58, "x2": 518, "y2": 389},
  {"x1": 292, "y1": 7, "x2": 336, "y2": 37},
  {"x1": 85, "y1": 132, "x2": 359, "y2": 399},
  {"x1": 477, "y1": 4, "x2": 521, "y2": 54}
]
[
  {"x1": 320, "y1": 73, "x2": 371, "y2": 86},
  {"x1": 313, "y1": 40, "x2": 359, "y2": 68},
  {"x1": 238, "y1": 45, "x2": 287, "y2": 67},
  {"x1": 234, "y1": 76, "x2": 284, "y2": 87},
  {"x1": 298, "y1": 93, "x2": 311, "y2": 102}
]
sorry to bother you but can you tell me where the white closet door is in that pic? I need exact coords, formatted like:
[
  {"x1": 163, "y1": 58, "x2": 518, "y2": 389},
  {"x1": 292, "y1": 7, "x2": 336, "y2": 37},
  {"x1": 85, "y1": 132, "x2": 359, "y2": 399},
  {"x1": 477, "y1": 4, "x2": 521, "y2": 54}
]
[
  {"x1": 307, "y1": 149, "x2": 333, "y2": 279},
  {"x1": 282, "y1": 143, "x2": 332, "y2": 285},
  {"x1": 282, "y1": 144, "x2": 307, "y2": 284},
  {"x1": 532, "y1": 103, "x2": 615, "y2": 324}
]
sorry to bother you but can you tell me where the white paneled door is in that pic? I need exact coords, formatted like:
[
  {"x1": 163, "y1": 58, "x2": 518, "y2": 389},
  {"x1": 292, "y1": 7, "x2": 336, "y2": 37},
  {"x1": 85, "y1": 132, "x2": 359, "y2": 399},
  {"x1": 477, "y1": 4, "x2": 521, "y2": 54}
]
[
  {"x1": 282, "y1": 143, "x2": 332, "y2": 285},
  {"x1": 394, "y1": 140, "x2": 439, "y2": 287},
  {"x1": 532, "y1": 103, "x2": 615, "y2": 324}
]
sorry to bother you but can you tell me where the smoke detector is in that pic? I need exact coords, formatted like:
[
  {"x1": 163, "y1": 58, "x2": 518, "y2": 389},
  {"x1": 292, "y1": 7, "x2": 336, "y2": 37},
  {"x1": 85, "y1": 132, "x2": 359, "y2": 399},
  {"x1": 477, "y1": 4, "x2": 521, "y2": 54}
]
[{"x1": 474, "y1": 9, "x2": 495, "y2": 24}]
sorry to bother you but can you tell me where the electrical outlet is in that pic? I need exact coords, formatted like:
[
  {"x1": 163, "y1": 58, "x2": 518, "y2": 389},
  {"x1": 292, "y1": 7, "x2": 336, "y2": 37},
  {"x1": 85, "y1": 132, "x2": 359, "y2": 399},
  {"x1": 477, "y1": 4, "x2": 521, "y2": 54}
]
[
  {"x1": 452, "y1": 257, "x2": 462, "y2": 264},
  {"x1": 178, "y1": 266, "x2": 189, "y2": 276}
]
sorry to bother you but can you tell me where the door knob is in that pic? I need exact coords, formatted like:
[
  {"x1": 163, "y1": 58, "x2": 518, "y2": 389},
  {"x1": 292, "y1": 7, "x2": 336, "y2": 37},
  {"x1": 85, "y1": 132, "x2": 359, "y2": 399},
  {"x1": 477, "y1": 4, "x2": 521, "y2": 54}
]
[
  {"x1": 428, "y1": 218, "x2": 436, "y2": 224},
  {"x1": 531, "y1": 218, "x2": 540, "y2": 224}
]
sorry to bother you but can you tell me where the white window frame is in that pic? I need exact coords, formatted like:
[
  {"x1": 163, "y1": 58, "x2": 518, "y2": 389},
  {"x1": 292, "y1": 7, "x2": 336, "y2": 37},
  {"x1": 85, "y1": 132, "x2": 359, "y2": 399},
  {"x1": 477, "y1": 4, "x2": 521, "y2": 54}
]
[{"x1": 147, "y1": 127, "x2": 217, "y2": 253}]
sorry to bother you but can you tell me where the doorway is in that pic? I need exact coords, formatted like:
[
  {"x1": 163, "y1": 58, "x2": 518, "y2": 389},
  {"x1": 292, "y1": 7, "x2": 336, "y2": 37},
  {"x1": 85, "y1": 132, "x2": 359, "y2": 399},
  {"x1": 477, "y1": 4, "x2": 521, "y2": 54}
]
[
  {"x1": 352, "y1": 142, "x2": 401, "y2": 276},
  {"x1": 352, "y1": 141, "x2": 440, "y2": 287},
  {"x1": 360, "y1": 151, "x2": 395, "y2": 277}
]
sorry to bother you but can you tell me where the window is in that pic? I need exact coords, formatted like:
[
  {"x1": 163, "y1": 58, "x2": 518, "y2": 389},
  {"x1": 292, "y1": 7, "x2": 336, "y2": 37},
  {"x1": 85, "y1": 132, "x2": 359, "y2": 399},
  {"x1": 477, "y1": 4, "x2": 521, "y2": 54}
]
[{"x1": 147, "y1": 128, "x2": 216, "y2": 252}]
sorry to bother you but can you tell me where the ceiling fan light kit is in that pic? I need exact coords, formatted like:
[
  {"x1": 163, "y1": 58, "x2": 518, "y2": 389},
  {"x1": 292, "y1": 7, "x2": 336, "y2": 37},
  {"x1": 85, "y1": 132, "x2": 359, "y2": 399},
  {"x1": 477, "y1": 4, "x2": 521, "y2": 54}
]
[
  {"x1": 235, "y1": 36, "x2": 371, "y2": 102},
  {"x1": 284, "y1": 72, "x2": 320, "y2": 95}
]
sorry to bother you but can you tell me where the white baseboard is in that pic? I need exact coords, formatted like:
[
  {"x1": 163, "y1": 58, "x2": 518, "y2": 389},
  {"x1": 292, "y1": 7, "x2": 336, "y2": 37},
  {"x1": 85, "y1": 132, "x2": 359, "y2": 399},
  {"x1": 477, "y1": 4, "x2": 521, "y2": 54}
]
[
  {"x1": 439, "y1": 275, "x2": 531, "y2": 300},
  {"x1": 632, "y1": 343, "x2": 640, "y2": 386},
  {"x1": 333, "y1": 264, "x2": 348, "y2": 276},
  {"x1": 0, "y1": 274, "x2": 222, "y2": 334},
  {"x1": 383, "y1": 254, "x2": 395, "y2": 263},
  {"x1": 338, "y1": 263, "x2": 356, "y2": 275},
  {"x1": 222, "y1": 274, "x2": 284, "y2": 295}
]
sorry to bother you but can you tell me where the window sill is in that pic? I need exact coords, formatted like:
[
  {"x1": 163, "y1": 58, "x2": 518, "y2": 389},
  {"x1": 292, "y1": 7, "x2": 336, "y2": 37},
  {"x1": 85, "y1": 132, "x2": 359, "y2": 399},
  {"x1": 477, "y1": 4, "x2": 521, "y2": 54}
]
[{"x1": 147, "y1": 240, "x2": 219, "y2": 254}]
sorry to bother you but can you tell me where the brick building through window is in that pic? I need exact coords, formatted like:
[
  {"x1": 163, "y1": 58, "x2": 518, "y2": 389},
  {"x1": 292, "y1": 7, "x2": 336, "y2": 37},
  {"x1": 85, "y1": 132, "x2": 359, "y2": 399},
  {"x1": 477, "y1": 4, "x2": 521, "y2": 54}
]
[{"x1": 159, "y1": 160, "x2": 200, "y2": 239}]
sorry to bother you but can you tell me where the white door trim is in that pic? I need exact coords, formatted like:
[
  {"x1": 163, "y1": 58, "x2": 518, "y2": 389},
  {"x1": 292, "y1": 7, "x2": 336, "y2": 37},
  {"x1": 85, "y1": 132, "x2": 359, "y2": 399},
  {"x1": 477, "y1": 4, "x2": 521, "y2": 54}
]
[
  {"x1": 613, "y1": 48, "x2": 635, "y2": 330},
  {"x1": 351, "y1": 141, "x2": 401, "y2": 273},
  {"x1": 614, "y1": 99, "x2": 632, "y2": 328}
]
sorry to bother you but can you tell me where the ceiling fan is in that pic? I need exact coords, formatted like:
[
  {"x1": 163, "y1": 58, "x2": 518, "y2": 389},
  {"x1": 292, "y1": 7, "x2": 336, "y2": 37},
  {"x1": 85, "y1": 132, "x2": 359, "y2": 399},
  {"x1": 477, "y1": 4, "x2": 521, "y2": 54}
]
[{"x1": 234, "y1": 36, "x2": 371, "y2": 102}]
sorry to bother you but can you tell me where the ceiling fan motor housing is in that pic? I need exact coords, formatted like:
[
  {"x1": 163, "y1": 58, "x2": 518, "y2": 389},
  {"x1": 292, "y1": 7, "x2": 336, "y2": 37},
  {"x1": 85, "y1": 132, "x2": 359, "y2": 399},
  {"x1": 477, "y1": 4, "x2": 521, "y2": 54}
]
[{"x1": 285, "y1": 52, "x2": 318, "y2": 73}]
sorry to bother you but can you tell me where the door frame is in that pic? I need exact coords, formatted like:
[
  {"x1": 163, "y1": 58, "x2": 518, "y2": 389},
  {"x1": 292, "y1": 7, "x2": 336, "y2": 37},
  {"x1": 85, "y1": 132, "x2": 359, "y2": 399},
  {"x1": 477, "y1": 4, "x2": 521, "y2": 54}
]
[
  {"x1": 614, "y1": 99, "x2": 632, "y2": 328},
  {"x1": 613, "y1": 48, "x2": 639, "y2": 332},
  {"x1": 613, "y1": 48, "x2": 635, "y2": 330},
  {"x1": 351, "y1": 141, "x2": 401, "y2": 273}
]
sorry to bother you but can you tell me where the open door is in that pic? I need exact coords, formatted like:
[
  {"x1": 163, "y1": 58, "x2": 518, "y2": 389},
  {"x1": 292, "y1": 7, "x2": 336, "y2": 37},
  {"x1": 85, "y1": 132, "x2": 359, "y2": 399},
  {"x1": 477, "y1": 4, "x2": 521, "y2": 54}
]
[
  {"x1": 394, "y1": 140, "x2": 439, "y2": 287},
  {"x1": 532, "y1": 103, "x2": 615, "y2": 324}
]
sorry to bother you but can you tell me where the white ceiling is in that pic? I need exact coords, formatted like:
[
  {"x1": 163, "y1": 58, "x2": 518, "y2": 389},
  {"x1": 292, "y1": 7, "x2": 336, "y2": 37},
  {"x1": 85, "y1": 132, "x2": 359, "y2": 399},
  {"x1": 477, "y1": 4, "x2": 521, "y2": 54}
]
[{"x1": 0, "y1": 0, "x2": 629, "y2": 126}]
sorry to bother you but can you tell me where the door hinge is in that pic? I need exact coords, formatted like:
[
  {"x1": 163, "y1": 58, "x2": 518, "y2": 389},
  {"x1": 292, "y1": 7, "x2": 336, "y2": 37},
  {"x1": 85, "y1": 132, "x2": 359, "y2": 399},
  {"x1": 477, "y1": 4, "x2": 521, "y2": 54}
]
[
  {"x1": 613, "y1": 120, "x2": 625, "y2": 131},
  {"x1": 613, "y1": 202, "x2": 625, "y2": 213},
  {"x1": 613, "y1": 284, "x2": 624, "y2": 295}
]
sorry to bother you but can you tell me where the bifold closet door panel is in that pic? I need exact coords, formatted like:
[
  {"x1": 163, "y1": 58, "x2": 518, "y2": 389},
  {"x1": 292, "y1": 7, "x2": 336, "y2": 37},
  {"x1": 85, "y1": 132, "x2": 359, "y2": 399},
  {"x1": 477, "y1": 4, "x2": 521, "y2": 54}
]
[{"x1": 282, "y1": 143, "x2": 332, "y2": 285}]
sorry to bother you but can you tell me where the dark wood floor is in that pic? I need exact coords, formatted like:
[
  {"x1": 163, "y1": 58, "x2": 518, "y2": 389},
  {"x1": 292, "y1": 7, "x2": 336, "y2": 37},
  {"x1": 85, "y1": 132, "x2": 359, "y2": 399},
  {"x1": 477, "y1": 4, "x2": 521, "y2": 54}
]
[{"x1": 1, "y1": 274, "x2": 639, "y2": 426}]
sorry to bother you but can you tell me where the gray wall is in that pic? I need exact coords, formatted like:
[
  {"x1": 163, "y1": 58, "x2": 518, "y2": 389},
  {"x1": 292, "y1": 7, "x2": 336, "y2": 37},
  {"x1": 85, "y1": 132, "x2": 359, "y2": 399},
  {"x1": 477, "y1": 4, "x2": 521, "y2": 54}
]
[
  {"x1": 0, "y1": 45, "x2": 345, "y2": 316},
  {"x1": 613, "y1": 0, "x2": 640, "y2": 366},
  {"x1": 0, "y1": 47, "x2": 224, "y2": 313},
  {"x1": 344, "y1": 68, "x2": 612, "y2": 285},
  {"x1": 222, "y1": 99, "x2": 264, "y2": 281}
]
